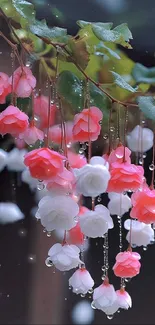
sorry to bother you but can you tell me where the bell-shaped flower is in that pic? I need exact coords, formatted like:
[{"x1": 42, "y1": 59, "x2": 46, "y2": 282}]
[
  {"x1": 68, "y1": 150, "x2": 87, "y2": 169},
  {"x1": 126, "y1": 125, "x2": 154, "y2": 152},
  {"x1": 6, "y1": 148, "x2": 27, "y2": 172},
  {"x1": 74, "y1": 157, "x2": 110, "y2": 197},
  {"x1": 80, "y1": 204, "x2": 113, "y2": 238},
  {"x1": 36, "y1": 195, "x2": 79, "y2": 231},
  {"x1": 48, "y1": 243, "x2": 81, "y2": 271},
  {"x1": 113, "y1": 251, "x2": 141, "y2": 278},
  {"x1": 19, "y1": 122, "x2": 44, "y2": 145},
  {"x1": 93, "y1": 281, "x2": 118, "y2": 314},
  {"x1": 10, "y1": 66, "x2": 36, "y2": 98},
  {"x1": 124, "y1": 219, "x2": 154, "y2": 247},
  {"x1": 108, "y1": 193, "x2": 132, "y2": 216},
  {"x1": 0, "y1": 149, "x2": 8, "y2": 172},
  {"x1": 103, "y1": 145, "x2": 131, "y2": 166},
  {"x1": 69, "y1": 268, "x2": 94, "y2": 295},
  {"x1": 116, "y1": 289, "x2": 132, "y2": 310},
  {"x1": 0, "y1": 105, "x2": 29, "y2": 136},
  {"x1": 49, "y1": 122, "x2": 74, "y2": 145},
  {"x1": 0, "y1": 202, "x2": 24, "y2": 224},
  {"x1": 24, "y1": 148, "x2": 66, "y2": 180},
  {"x1": 46, "y1": 168, "x2": 75, "y2": 196},
  {"x1": 34, "y1": 95, "x2": 56, "y2": 129}
]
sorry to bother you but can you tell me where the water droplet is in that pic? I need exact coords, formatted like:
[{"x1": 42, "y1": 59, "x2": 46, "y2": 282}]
[
  {"x1": 80, "y1": 293, "x2": 85, "y2": 298},
  {"x1": 37, "y1": 180, "x2": 45, "y2": 191},
  {"x1": 67, "y1": 142, "x2": 71, "y2": 149},
  {"x1": 139, "y1": 158, "x2": 143, "y2": 165},
  {"x1": 125, "y1": 278, "x2": 131, "y2": 283},
  {"x1": 47, "y1": 231, "x2": 51, "y2": 237},
  {"x1": 101, "y1": 266, "x2": 105, "y2": 271},
  {"x1": 88, "y1": 288, "x2": 94, "y2": 294},
  {"x1": 28, "y1": 254, "x2": 36, "y2": 263},
  {"x1": 99, "y1": 120, "x2": 102, "y2": 125},
  {"x1": 7, "y1": 294, "x2": 10, "y2": 298},
  {"x1": 142, "y1": 120, "x2": 145, "y2": 124},
  {"x1": 69, "y1": 286, "x2": 72, "y2": 290},
  {"x1": 110, "y1": 127, "x2": 115, "y2": 133},
  {"x1": 117, "y1": 215, "x2": 121, "y2": 220},
  {"x1": 97, "y1": 196, "x2": 102, "y2": 203},
  {"x1": 131, "y1": 244, "x2": 137, "y2": 248},
  {"x1": 107, "y1": 315, "x2": 114, "y2": 320},
  {"x1": 101, "y1": 275, "x2": 105, "y2": 281},
  {"x1": 149, "y1": 164, "x2": 155, "y2": 171},
  {"x1": 26, "y1": 61, "x2": 31, "y2": 67},
  {"x1": 91, "y1": 301, "x2": 96, "y2": 309},
  {"x1": 53, "y1": 269, "x2": 56, "y2": 274},
  {"x1": 143, "y1": 153, "x2": 147, "y2": 158},
  {"x1": 117, "y1": 309, "x2": 120, "y2": 313},
  {"x1": 45, "y1": 257, "x2": 53, "y2": 267},
  {"x1": 150, "y1": 239, "x2": 155, "y2": 245},
  {"x1": 18, "y1": 228, "x2": 27, "y2": 237},
  {"x1": 82, "y1": 143, "x2": 87, "y2": 150},
  {"x1": 65, "y1": 297, "x2": 67, "y2": 301},
  {"x1": 103, "y1": 134, "x2": 108, "y2": 140},
  {"x1": 143, "y1": 246, "x2": 148, "y2": 251},
  {"x1": 79, "y1": 148, "x2": 84, "y2": 154}
]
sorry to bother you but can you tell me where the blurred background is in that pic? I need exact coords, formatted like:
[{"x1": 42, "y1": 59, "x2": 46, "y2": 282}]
[{"x1": 0, "y1": 0, "x2": 155, "y2": 324}]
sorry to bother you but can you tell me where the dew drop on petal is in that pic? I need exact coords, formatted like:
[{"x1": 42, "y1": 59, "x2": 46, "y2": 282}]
[
  {"x1": 88, "y1": 288, "x2": 94, "y2": 294},
  {"x1": 47, "y1": 231, "x2": 52, "y2": 237},
  {"x1": 37, "y1": 181, "x2": 45, "y2": 191},
  {"x1": 149, "y1": 164, "x2": 155, "y2": 171},
  {"x1": 143, "y1": 246, "x2": 148, "y2": 251},
  {"x1": 107, "y1": 315, "x2": 114, "y2": 320},
  {"x1": 45, "y1": 257, "x2": 53, "y2": 267},
  {"x1": 91, "y1": 302, "x2": 96, "y2": 309}
]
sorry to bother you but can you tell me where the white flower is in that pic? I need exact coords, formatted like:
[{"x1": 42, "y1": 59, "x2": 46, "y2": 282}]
[
  {"x1": 126, "y1": 125, "x2": 154, "y2": 152},
  {"x1": 93, "y1": 282, "x2": 118, "y2": 314},
  {"x1": 80, "y1": 204, "x2": 113, "y2": 238},
  {"x1": 72, "y1": 301, "x2": 94, "y2": 325},
  {"x1": 90, "y1": 156, "x2": 109, "y2": 170},
  {"x1": 124, "y1": 219, "x2": 154, "y2": 247},
  {"x1": 0, "y1": 149, "x2": 7, "y2": 172},
  {"x1": 6, "y1": 148, "x2": 27, "y2": 172},
  {"x1": 69, "y1": 268, "x2": 94, "y2": 295},
  {"x1": 0, "y1": 202, "x2": 24, "y2": 224},
  {"x1": 116, "y1": 289, "x2": 132, "y2": 310},
  {"x1": 36, "y1": 195, "x2": 79, "y2": 231},
  {"x1": 74, "y1": 163, "x2": 110, "y2": 197},
  {"x1": 48, "y1": 243, "x2": 81, "y2": 271},
  {"x1": 108, "y1": 193, "x2": 132, "y2": 216},
  {"x1": 21, "y1": 168, "x2": 38, "y2": 190}
]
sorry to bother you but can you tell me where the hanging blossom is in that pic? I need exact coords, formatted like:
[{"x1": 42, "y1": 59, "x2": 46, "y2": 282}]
[
  {"x1": 130, "y1": 185, "x2": 155, "y2": 224},
  {"x1": 68, "y1": 150, "x2": 87, "y2": 169},
  {"x1": 69, "y1": 267, "x2": 94, "y2": 295},
  {"x1": 47, "y1": 243, "x2": 82, "y2": 271},
  {"x1": 124, "y1": 219, "x2": 154, "y2": 247},
  {"x1": 7, "y1": 148, "x2": 27, "y2": 172},
  {"x1": 46, "y1": 168, "x2": 75, "y2": 195},
  {"x1": 113, "y1": 251, "x2": 141, "y2": 278},
  {"x1": 0, "y1": 105, "x2": 29, "y2": 136},
  {"x1": 107, "y1": 162, "x2": 144, "y2": 193},
  {"x1": 74, "y1": 156, "x2": 110, "y2": 197},
  {"x1": 0, "y1": 202, "x2": 24, "y2": 224},
  {"x1": 0, "y1": 72, "x2": 11, "y2": 104},
  {"x1": 68, "y1": 206, "x2": 89, "y2": 245},
  {"x1": 24, "y1": 148, "x2": 66, "y2": 180},
  {"x1": 80, "y1": 204, "x2": 113, "y2": 238},
  {"x1": 92, "y1": 280, "x2": 119, "y2": 315},
  {"x1": 34, "y1": 95, "x2": 56, "y2": 129},
  {"x1": 116, "y1": 289, "x2": 132, "y2": 310},
  {"x1": 126, "y1": 125, "x2": 154, "y2": 153},
  {"x1": 103, "y1": 145, "x2": 131, "y2": 167},
  {"x1": 49, "y1": 122, "x2": 74, "y2": 145},
  {"x1": 72, "y1": 106, "x2": 103, "y2": 142},
  {"x1": 0, "y1": 149, "x2": 8, "y2": 172},
  {"x1": 21, "y1": 168, "x2": 38, "y2": 190},
  {"x1": 19, "y1": 122, "x2": 44, "y2": 145},
  {"x1": 108, "y1": 192, "x2": 132, "y2": 216},
  {"x1": 9, "y1": 66, "x2": 36, "y2": 98},
  {"x1": 36, "y1": 195, "x2": 79, "y2": 231}
]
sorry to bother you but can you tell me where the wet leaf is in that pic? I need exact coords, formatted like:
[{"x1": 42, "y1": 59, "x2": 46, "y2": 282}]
[
  {"x1": 29, "y1": 19, "x2": 68, "y2": 42},
  {"x1": 110, "y1": 71, "x2": 137, "y2": 92},
  {"x1": 95, "y1": 42, "x2": 121, "y2": 60},
  {"x1": 138, "y1": 96, "x2": 155, "y2": 120},
  {"x1": 132, "y1": 63, "x2": 155, "y2": 84},
  {"x1": 67, "y1": 39, "x2": 90, "y2": 70}
]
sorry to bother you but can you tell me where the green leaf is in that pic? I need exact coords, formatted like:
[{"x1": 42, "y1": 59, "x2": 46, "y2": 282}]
[
  {"x1": 29, "y1": 19, "x2": 68, "y2": 42},
  {"x1": 67, "y1": 39, "x2": 90, "y2": 70},
  {"x1": 57, "y1": 71, "x2": 83, "y2": 110},
  {"x1": 110, "y1": 71, "x2": 137, "y2": 92},
  {"x1": 95, "y1": 42, "x2": 121, "y2": 60},
  {"x1": 77, "y1": 20, "x2": 113, "y2": 30},
  {"x1": 113, "y1": 23, "x2": 133, "y2": 42},
  {"x1": 138, "y1": 96, "x2": 155, "y2": 120},
  {"x1": 12, "y1": 0, "x2": 35, "y2": 22},
  {"x1": 89, "y1": 83, "x2": 111, "y2": 118},
  {"x1": 132, "y1": 63, "x2": 155, "y2": 84}
]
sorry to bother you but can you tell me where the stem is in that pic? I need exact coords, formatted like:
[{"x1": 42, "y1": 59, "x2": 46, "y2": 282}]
[
  {"x1": 92, "y1": 197, "x2": 95, "y2": 211},
  {"x1": 0, "y1": 31, "x2": 24, "y2": 70},
  {"x1": 45, "y1": 80, "x2": 51, "y2": 148},
  {"x1": 123, "y1": 107, "x2": 128, "y2": 162},
  {"x1": 150, "y1": 135, "x2": 155, "y2": 190}
]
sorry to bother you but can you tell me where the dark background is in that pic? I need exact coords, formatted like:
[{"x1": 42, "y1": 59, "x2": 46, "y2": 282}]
[{"x1": 0, "y1": 0, "x2": 155, "y2": 324}]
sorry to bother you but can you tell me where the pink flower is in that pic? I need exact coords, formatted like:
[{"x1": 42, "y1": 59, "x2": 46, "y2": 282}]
[
  {"x1": 79, "y1": 206, "x2": 89, "y2": 215},
  {"x1": 0, "y1": 72, "x2": 11, "y2": 104},
  {"x1": 14, "y1": 138, "x2": 26, "y2": 149},
  {"x1": 10, "y1": 66, "x2": 36, "y2": 98},
  {"x1": 103, "y1": 146, "x2": 131, "y2": 166},
  {"x1": 113, "y1": 251, "x2": 141, "y2": 278},
  {"x1": 34, "y1": 95, "x2": 56, "y2": 129},
  {"x1": 49, "y1": 122, "x2": 74, "y2": 144},
  {"x1": 46, "y1": 167, "x2": 75, "y2": 194},
  {"x1": 130, "y1": 185, "x2": 155, "y2": 224},
  {"x1": 0, "y1": 105, "x2": 29, "y2": 136},
  {"x1": 19, "y1": 122, "x2": 44, "y2": 145},
  {"x1": 116, "y1": 289, "x2": 132, "y2": 309},
  {"x1": 68, "y1": 150, "x2": 87, "y2": 169},
  {"x1": 107, "y1": 162, "x2": 144, "y2": 193},
  {"x1": 73, "y1": 106, "x2": 103, "y2": 142},
  {"x1": 24, "y1": 148, "x2": 66, "y2": 180},
  {"x1": 68, "y1": 223, "x2": 84, "y2": 245}
]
